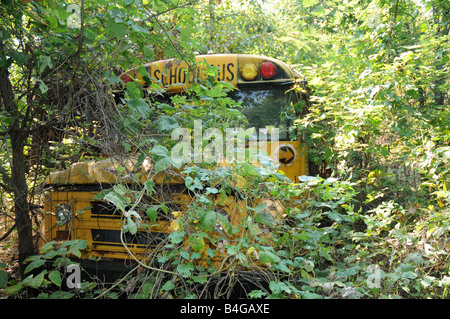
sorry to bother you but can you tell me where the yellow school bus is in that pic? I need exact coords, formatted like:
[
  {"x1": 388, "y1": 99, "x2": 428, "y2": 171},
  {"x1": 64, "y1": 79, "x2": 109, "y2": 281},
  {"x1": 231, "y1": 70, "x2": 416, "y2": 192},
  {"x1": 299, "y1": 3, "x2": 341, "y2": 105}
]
[{"x1": 40, "y1": 54, "x2": 310, "y2": 279}]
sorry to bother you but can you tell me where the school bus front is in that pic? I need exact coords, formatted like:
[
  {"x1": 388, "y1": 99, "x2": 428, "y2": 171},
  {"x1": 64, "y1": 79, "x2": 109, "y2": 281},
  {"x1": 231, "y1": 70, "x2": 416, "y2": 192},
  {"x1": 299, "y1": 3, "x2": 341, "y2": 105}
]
[{"x1": 40, "y1": 54, "x2": 310, "y2": 272}]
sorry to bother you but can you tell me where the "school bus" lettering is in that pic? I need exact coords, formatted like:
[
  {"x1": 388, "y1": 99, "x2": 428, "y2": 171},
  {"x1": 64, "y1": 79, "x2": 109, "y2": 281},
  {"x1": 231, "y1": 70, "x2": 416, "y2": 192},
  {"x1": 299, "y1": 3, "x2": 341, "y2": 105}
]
[{"x1": 151, "y1": 62, "x2": 236, "y2": 87}]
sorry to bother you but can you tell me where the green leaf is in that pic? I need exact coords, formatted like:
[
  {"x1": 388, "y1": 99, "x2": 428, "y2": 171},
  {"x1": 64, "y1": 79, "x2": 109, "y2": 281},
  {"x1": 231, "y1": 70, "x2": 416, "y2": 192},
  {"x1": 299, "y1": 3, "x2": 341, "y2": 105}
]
[
  {"x1": 217, "y1": 212, "x2": 232, "y2": 234},
  {"x1": 248, "y1": 221, "x2": 262, "y2": 236},
  {"x1": 242, "y1": 163, "x2": 260, "y2": 177},
  {"x1": 142, "y1": 45, "x2": 154, "y2": 59},
  {"x1": 201, "y1": 210, "x2": 217, "y2": 231},
  {"x1": 104, "y1": 190, "x2": 128, "y2": 212},
  {"x1": 28, "y1": 271, "x2": 46, "y2": 289},
  {"x1": 2, "y1": 282, "x2": 24, "y2": 296},
  {"x1": 185, "y1": 176, "x2": 203, "y2": 191},
  {"x1": 46, "y1": 16, "x2": 59, "y2": 29},
  {"x1": 303, "y1": 259, "x2": 315, "y2": 272},
  {"x1": 249, "y1": 290, "x2": 267, "y2": 299},
  {"x1": 154, "y1": 157, "x2": 171, "y2": 173},
  {"x1": 146, "y1": 206, "x2": 159, "y2": 223},
  {"x1": 63, "y1": 240, "x2": 88, "y2": 258},
  {"x1": 144, "y1": 180, "x2": 155, "y2": 194},
  {"x1": 259, "y1": 249, "x2": 281, "y2": 265},
  {"x1": 129, "y1": 20, "x2": 150, "y2": 34},
  {"x1": 189, "y1": 233, "x2": 205, "y2": 251},
  {"x1": 192, "y1": 275, "x2": 208, "y2": 284},
  {"x1": 137, "y1": 66, "x2": 152, "y2": 83},
  {"x1": 161, "y1": 280, "x2": 175, "y2": 291},
  {"x1": 126, "y1": 216, "x2": 137, "y2": 234},
  {"x1": 276, "y1": 261, "x2": 292, "y2": 273},
  {"x1": 247, "y1": 203, "x2": 266, "y2": 212},
  {"x1": 319, "y1": 248, "x2": 334, "y2": 263},
  {"x1": 0, "y1": 28, "x2": 10, "y2": 41},
  {"x1": 67, "y1": 246, "x2": 82, "y2": 258},
  {"x1": 226, "y1": 244, "x2": 241, "y2": 255},
  {"x1": 151, "y1": 145, "x2": 169, "y2": 157},
  {"x1": 39, "y1": 81, "x2": 49, "y2": 94},
  {"x1": 48, "y1": 270, "x2": 62, "y2": 287},
  {"x1": 129, "y1": 99, "x2": 150, "y2": 118},
  {"x1": 180, "y1": 250, "x2": 190, "y2": 260},
  {"x1": 25, "y1": 258, "x2": 46, "y2": 274},
  {"x1": 105, "y1": 71, "x2": 121, "y2": 85},
  {"x1": 39, "y1": 242, "x2": 56, "y2": 254},
  {"x1": 141, "y1": 280, "x2": 154, "y2": 294},
  {"x1": 0, "y1": 270, "x2": 7, "y2": 288},
  {"x1": 177, "y1": 262, "x2": 194, "y2": 277},
  {"x1": 302, "y1": 0, "x2": 318, "y2": 7},
  {"x1": 157, "y1": 116, "x2": 179, "y2": 132},
  {"x1": 39, "y1": 55, "x2": 53, "y2": 73},
  {"x1": 168, "y1": 230, "x2": 185, "y2": 244},
  {"x1": 269, "y1": 280, "x2": 292, "y2": 295},
  {"x1": 254, "y1": 211, "x2": 275, "y2": 227},
  {"x1": 70, "y1": 240, "x2": 88, "y2": 250},
  {"x1": 106, "y1": 18, "x2": 128, "y2": 39},
  {"x1": 146, "y1": 204, "x2": 168, "y2": 222},
  {"x1": 10, "y1": 50, "x2": 28, "y2": 66},
  {"x1": 49, "y1": 291, "x2": 75, "y2": 299}
]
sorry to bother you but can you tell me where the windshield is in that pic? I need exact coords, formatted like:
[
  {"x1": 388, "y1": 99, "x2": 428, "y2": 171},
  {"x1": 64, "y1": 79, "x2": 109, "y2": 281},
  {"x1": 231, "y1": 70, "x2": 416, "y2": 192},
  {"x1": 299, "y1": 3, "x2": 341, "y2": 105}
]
[{"x1": 228, "y1": 85, "x2": 296, "y2": 141}]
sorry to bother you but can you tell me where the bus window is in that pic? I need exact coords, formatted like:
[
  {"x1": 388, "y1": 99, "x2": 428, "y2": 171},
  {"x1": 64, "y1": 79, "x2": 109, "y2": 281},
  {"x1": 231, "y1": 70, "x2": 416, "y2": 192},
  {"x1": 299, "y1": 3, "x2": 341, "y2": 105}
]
[{"x1": 228, "y1": 85, "x2": 296, "y2": 141}]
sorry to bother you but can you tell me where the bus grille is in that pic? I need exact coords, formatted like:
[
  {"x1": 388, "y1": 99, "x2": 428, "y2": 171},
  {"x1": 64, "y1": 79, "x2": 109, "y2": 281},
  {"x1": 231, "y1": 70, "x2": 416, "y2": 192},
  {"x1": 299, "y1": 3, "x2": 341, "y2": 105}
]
[{"x1": 91, "y1": 229, "x2": 168, "y2": 247}]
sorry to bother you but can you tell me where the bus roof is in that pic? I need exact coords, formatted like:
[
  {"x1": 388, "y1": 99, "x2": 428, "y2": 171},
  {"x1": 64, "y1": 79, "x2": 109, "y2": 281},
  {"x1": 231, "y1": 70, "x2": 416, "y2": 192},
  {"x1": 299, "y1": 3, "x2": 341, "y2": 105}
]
[{"x1": 120, "y1": 54, "x2": 302, "y2": 93}]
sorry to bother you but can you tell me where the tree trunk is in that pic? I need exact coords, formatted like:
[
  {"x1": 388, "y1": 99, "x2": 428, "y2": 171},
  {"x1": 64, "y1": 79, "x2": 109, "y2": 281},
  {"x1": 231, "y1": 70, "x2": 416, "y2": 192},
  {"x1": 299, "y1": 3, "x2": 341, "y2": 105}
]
[
  {"x1": 10, "y1": 131, "x2": 35, "y2": 272},
  {"x1": 0, "y1": 41, "x2": 35, "y2": 276}
]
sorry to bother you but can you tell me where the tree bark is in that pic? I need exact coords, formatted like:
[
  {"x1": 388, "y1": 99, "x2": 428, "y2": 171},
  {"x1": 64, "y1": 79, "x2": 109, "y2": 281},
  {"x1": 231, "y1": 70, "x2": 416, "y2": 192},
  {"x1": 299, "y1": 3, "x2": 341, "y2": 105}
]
[
  {"x1": 10, "y1": 130, "x2": 35, "y2": 271},
  {"x1": 0, "y1": 40, "x2": 35, "y2": 276}
]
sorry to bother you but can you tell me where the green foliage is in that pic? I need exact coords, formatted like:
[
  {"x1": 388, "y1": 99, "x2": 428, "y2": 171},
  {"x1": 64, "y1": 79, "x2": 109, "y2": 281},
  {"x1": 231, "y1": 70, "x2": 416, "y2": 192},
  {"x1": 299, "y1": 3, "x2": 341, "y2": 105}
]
[
  {"x1": 0, "y1": 240, "x2": 95, "y2": 299},
  {"x1": 0, "y1": 263, "x2": 8, "y2": 289}
]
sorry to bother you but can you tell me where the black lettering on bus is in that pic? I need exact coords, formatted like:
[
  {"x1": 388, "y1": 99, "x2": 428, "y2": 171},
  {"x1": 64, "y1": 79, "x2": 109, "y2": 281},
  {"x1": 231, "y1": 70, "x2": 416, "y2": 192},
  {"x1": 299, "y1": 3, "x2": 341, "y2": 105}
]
[
  {"x1": 169, "y1": 67, "x2": 177, "y2": 85},
  {"x1": 153, "y1": 69, "x2": 161, "y2": 81},
  {"x1": 226, "y1": 63, "x2": 235, "y2": 81},
  {"x1": 178, "y1": 68, "x2": 186, "y2": 84},
  {"x1": 222, "y1": 64, "x2": 226, "y2": 81},
  {"x1": 188, "y1": 71, "x2": 195, "y2": 83}
]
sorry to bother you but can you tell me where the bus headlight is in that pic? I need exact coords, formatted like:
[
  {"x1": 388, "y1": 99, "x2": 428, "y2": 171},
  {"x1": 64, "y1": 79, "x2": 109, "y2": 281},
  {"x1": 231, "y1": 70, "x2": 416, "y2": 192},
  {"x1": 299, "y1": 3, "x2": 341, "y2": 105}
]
[{"x1": 55, "y1": 204, "x2": 72, "y2": 226}]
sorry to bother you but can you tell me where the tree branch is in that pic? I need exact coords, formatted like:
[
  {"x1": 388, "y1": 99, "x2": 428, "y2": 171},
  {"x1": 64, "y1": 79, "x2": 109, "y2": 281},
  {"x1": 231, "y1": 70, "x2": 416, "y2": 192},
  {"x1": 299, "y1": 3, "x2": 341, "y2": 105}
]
[
  {"x1": 76, "y1": 0, "x2": 85, "y2": 55},
  {"x1": 0, "y1": 223, "x2": 16, "y2": 242}
]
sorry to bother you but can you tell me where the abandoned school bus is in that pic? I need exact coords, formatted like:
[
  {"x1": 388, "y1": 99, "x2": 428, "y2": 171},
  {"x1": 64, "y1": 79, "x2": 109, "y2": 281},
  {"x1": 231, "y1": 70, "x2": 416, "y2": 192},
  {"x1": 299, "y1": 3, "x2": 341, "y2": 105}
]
[{"x1": 40, "y1": 54, "x2": 311, "y2": 279}]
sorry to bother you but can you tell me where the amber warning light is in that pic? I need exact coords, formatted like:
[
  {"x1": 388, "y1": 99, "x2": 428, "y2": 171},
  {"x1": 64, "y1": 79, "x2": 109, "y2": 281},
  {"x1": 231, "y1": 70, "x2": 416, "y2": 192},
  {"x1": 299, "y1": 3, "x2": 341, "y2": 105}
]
[{"x1": 241, "y1": 63, "x2": 258, "y2": 80}]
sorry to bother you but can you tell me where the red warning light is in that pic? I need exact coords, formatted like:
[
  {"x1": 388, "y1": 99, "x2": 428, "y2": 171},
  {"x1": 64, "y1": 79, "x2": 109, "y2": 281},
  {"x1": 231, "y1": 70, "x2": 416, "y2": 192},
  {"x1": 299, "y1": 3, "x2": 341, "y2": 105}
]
[
  {"x1": 120, "y1": 73, "x2": 132, "y2": 84},
  {"x1": 260, "y1": 62, "x2": 277, "y2": 80}
]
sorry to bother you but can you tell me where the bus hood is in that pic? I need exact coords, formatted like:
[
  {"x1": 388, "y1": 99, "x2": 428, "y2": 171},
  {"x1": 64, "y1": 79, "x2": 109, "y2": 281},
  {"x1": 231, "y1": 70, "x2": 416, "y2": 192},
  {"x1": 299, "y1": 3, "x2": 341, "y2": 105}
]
[{"x1": 44, "y1": 157, "x2": 184, "y2": 187}]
